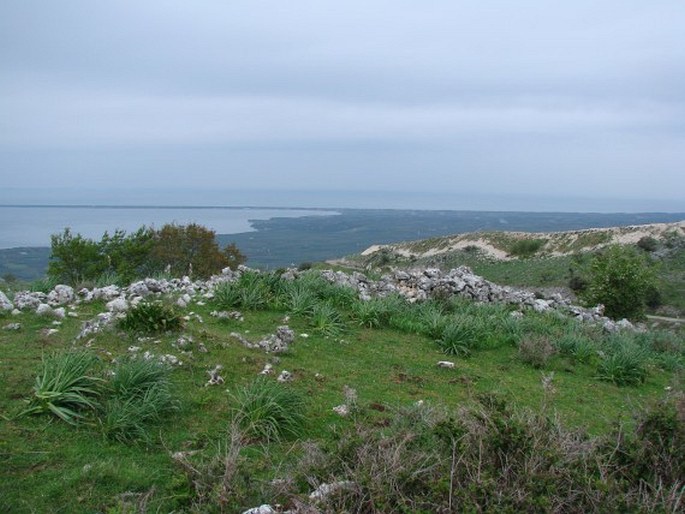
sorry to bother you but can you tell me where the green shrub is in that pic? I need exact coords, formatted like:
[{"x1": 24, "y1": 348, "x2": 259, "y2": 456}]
[
  {"x1": 580, "y1": 245, "x2": 657, "y2": 320},
  {"x1": 119, "y1": 300, "x2": 183, "y2": 335},
  {"x1": 518, "y1": 335, "x2": 556, "y2": 368},
  {"x1": 100, "y1": 358, "x2": 175, "y2": 442},
  {"x1": 231, "y1": 378, "x2": 306, "y2": 442},
  {"x1": 509, "y1": 238, "x2": 547, "y2": 258},
  {"x1": 637, "y1": 236, "x2": 659, "y2": 253},
  {"x1": 22, "y1": 350, "x2": 102, "y2": 424}
]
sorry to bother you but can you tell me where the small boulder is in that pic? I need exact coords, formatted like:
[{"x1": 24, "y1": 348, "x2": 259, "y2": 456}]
[
  {"x1": 106, "y1": 298, "x2": 129, "y2": 313},
  {"x1": 47, "y1": 284, "x2": 75, "y2": 306},
  {"x1": 0, "y1": 290, "x2": 13, "y2": 312}
]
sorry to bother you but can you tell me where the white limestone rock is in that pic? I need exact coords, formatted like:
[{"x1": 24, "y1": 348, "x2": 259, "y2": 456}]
[{"x1": 0, "y1": 290, "x2": 13, "y2": 311}]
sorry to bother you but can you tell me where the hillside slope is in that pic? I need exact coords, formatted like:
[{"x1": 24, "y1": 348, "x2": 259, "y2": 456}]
[{"x1": 357, "y1": 220, "x2": 685, "y2": 261}]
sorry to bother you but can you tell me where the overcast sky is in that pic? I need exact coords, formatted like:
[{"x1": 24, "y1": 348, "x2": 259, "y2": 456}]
[{"x1": 1, "y1": 1, "x2": 684, "y2": 210}]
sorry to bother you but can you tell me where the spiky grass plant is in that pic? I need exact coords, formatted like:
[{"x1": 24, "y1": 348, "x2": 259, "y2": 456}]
[
  {"x1": 284, "y1": 283, "x2": 318, "y2": 316},
  {"x1": 436, "y1": 319, "x2": 478, "y2": 357},
  {"x1": 100, "y1": 357, "x2": 176, "y2": 442},
  {"x1": 231, "y1": 377, "x2": 306, "y2": 442},
  {"x1": 597, "y1": 345, "x2": 649, "y2": 386},
  {"x1": 23, "y1": 350, "x2": 101, "y2": 424},
  {"x1": 309, "y1": 301, "x2": 346, "y2": 337},
  {"x1": 118, "y1": 300, "x2": 183, "y2": 335}
]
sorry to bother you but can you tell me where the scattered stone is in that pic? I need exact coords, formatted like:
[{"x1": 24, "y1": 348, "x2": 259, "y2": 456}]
[
  {"x1": 174, "y1": 335, "x2": 193, "y2": 349},
  {"x1": 13, "y1": 291, "x2": 43, "y2": 311},
  {"x1": 106, "y1": 298, "x2": 128, "y2": 313},
  {"x1": 241, "y1": 505, "x2": 276, "y2": 514},
  {"x1": 260, "y1": 363, "x2": 274, "y2": 375},
  {"x1": 206, "y1": 365, "x2": 225, "y2": 386},
  {"x1": 3, "y1": 322, "x2": 21, "y2": 331},
  {"x1": 47, "y1": 284, "x2": 75, "y2": 305},
  {"x1": 210, "y1": 310, "x2": 244, "y2": 321},
  {"x1": 36, "y1": 303, "x2": 54, "y2": 317},
  {"x1": 277, "y1": 370, "x2": 293, "y2": 383},
  {"x1": 197, "y1": 342, "x2": 208, "y2": 353},
  {"x1": 437, "y1": 361, "x2": 456, "y2": 369},
  {"x1": 67, "y1": 311, "x2": 79, "y2": 318},
  {"x1": 0, "y1": 290, "x2": 13, "y2": 311},
  {"x1": 332, "y1": 404, "x2": 349, "y2": 417},
  {"x1": 11, "y1": 309, "x2": 21, "y2": 316},
  {"x1": 309, "y1": 481, "x2": 356, "y2": 501},
  {"x1": 52, "y1": 307, "x2": 66, "y2": 319},
  {"x1": 160, "y1": 354, "x2": 182, "y2": 366},
  {"x1": 42, "y1": 328, "x2": 59, "y2": 336}
]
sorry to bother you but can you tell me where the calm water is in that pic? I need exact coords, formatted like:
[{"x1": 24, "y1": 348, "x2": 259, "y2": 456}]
[{"x1": 0, "y1": 206, "x2": 338, "y2": 249}]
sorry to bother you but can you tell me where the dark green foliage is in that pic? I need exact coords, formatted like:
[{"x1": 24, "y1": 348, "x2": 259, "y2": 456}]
[
  {"x1": 231, "y1": 378, "x2": 306, "y2": 442},
  {"x1": 48, "y1": 228, "x2": 106, "y2": 285},
  {"x1": 150, "y1": 223, "x2": 245, "y2": 279},
  {"x1": 509, "y1": 238, "x2": 547, "y2": 258},
  {"x1": 580, "y1": 245, "x2": 657, "y2": 320},
  {"x1": 118, "y1": 300, "x2": 183, "y2": 335},
  {"x1": 100, "y1": 358, "x2": 176, "y2": 442},
  {"x1": 637, "y1": 236, "x2": 659, "y2": 252},
  {"x1": 47, "y1": 224, "x2": 245, "y2": 286},
  {"x1": 22, "y1": 350, "x2": 102, "y2": 424}
]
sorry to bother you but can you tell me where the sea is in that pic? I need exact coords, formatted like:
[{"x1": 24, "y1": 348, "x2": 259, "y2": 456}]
[
  {"x1": 1, "y1": 187, "x2": 683, "y2": 250},
  {"x1": 0, "y1": 206, "x2": 339, "y2": 249}
]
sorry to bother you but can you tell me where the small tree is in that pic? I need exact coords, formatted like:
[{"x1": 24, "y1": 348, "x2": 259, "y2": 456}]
[
  {"x1": 150, "y1": 223, "x2": 245, "y2": 279},
  {"x1": 581, "y1": 245, "x2": 657, "y2": 320},
  {"x1": 48, "y1": 228, "x2": 106, "y2": 285}
]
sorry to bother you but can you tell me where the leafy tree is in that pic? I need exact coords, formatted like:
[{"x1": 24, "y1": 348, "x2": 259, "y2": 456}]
[
  {"x1": 48, "y1": 228, "x2": 106, "y2": 285},
  {"x1": 581, "y1": 245, "x2": 657, "y2": 320},
  {"x1": 150, "y1": 223, "x2": 245, "y2": 279},
  {"x1": 48, "y1": 224, "x2": 245, "y2": 285},
  {"x1": 99, "y1": 227, "x2": 155, "y2": 283}
]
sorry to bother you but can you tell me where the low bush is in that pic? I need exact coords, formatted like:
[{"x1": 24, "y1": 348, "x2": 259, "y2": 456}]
[
  {"x1": 518, "y1": 335, "x2": 556, "y2": 368},
  {"x1": 509, "y1": 238, "x2": 547, "y2": 258},
  {"x1": 231, "y1": 378, "x2": 306, "y2": 442},
  {"x1": 118, "y1": 300, "x2": 183, "y2": 335}
]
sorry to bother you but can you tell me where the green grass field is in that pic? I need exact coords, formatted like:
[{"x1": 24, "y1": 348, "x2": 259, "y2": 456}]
[{"x1": 2, "y1": 270, "x2": 683, "y2": 512}]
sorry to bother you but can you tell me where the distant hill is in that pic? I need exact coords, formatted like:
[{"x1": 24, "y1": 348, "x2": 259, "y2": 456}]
[{"x1": 353, "y1": 220, "x2": 685, "y2": 262}]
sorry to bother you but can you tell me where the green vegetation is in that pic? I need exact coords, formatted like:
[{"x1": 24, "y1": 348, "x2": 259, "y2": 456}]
[
  {"x1": 20, "y1": 350, "x2": 102, "y2": 425},
  {"x1": 2, "y1": 268, "x2": 684, "y2": 512},
  {"x1": 47, "y1": 223, "x2": 245, "y2": 286},
  {"x1": 231, "y1": 378, "x2": 306, "y2": 442},
  {"x1": 118, "y1": 300, "x2": 184, "y2": 335},
  {"x1": 101, "y1": 358, "x2": 176, "y2": 443},
  {"x1": 508, "y1": 237, "x2": 547, "y2": 257},
  {"x1": 580, "y1": 245, "x2": 657, "y2": 320}
]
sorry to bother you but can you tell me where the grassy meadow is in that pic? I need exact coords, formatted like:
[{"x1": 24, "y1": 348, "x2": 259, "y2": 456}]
[{"x1": 1, "y1": 269, "x2": 684, "y2": 512}]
